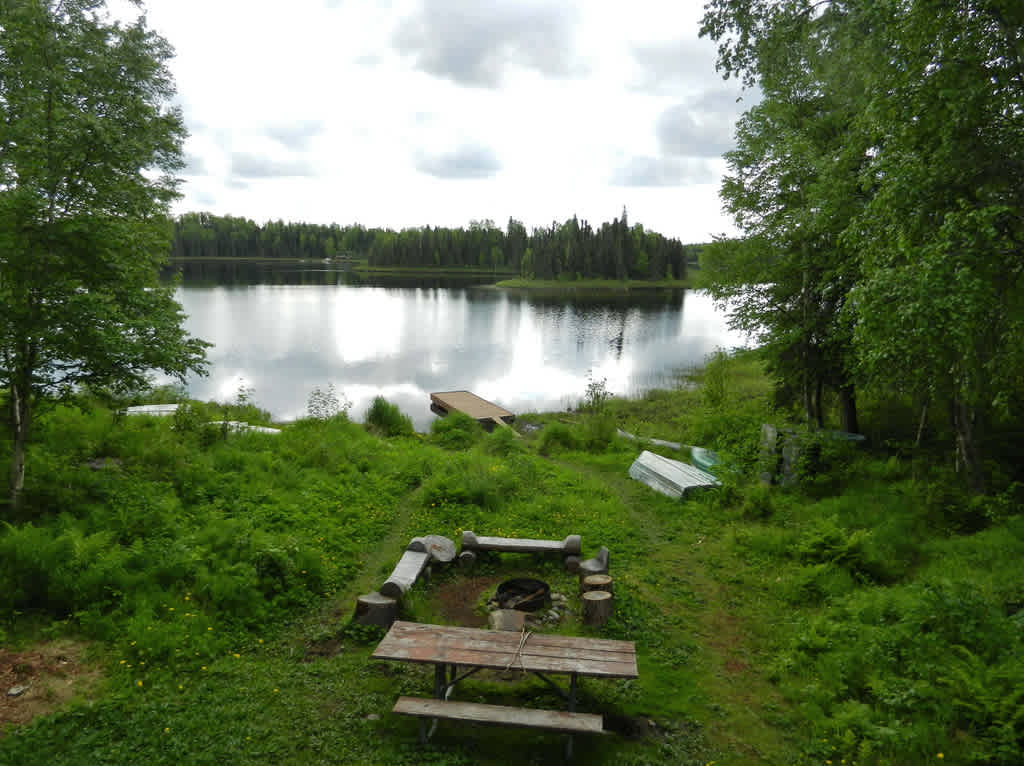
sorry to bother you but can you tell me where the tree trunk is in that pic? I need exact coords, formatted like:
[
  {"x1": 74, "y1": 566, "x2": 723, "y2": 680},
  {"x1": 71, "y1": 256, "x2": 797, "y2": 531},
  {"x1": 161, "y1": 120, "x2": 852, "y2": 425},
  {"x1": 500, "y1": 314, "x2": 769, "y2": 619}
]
[
  {"x1": 839, "y1": 384, "x2": 859, "y2": 434},
  {"x1": 953, "y1": 399, "x2": 985, "y2": 494},
  {"x1": 814, "y1": 378, "x2": 824, "y2": 428},
  {"x1": 803, "y1": 376, "x2": 815, "y2": 424},
  {"x1": 8, "y1": 380, "x2": 31, "y2": 510}
]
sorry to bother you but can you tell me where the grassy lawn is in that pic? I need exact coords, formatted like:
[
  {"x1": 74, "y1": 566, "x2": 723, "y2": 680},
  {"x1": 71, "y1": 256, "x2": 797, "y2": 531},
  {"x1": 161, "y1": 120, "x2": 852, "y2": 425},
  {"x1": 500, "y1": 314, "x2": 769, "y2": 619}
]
[{"x1": 1, "y1": 352, "x2": 1021, "y2": 765}]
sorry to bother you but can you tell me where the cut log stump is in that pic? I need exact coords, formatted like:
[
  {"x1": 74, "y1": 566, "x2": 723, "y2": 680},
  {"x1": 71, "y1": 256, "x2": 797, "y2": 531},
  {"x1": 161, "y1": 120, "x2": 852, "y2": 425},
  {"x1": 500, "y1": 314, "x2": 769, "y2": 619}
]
[
  {"x1": 458, "y1": 550, "x2": 477, "y2": 569},
  {"x1": 354, "y1": 592, "x2": 398, "y2": 628},
  {"x1": 564, "y1": 555, "x2": 581, "y2": 573},
  {"x1": 582, "y1": 590, "x2": 613, "y2": 627},
  {"x1": 581, "y1": 574, "x2": 613, "y2": 594}
]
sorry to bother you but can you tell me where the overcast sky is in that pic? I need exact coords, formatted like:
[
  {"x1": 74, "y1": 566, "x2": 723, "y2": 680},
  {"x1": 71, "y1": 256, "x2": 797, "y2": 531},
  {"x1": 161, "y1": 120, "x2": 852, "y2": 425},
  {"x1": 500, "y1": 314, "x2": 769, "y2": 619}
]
[{"x1": 110, "y1": 0, "x2": 756, "y2": 242}]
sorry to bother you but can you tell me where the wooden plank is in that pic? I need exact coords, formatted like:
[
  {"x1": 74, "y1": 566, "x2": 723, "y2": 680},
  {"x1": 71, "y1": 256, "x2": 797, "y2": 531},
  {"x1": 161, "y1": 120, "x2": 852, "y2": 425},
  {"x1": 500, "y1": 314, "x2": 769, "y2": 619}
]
[
  {"x1": 372, "y1": 622, "x2": 638, "y2": 678},
  {"x1": 380, "y1": 551, "x2": 430, "y2": 599},
  {"x1": 628, "y1": 449, "x2": 720, "y2": 499},
  {"x1": 392, "y1": 697, "x2": 605, "y2": 735},
  {"x1": 430, "y1": 391, "x2": 514, "y2": 423}
]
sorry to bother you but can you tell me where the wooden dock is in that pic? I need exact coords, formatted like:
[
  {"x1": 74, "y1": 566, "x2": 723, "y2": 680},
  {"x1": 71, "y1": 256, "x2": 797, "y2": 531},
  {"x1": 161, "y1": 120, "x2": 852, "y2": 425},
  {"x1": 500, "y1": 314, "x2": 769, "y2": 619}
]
[{"x1": 429, "y1": 391, "x2": 514, "y2": 429}]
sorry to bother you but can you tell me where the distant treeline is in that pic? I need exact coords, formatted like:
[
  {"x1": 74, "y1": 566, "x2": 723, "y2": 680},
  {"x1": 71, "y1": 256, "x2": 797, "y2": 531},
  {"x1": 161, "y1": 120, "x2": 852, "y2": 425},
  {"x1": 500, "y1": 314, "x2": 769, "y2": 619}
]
[{"x1": 170, "y1": 211, "x2": 699, "y2": 281}]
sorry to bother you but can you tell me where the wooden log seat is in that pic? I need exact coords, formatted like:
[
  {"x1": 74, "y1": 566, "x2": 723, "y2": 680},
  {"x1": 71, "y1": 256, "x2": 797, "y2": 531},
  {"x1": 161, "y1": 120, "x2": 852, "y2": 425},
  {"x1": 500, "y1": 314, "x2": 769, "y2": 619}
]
[
  {"x1": 380, "y1": 550, "x2": 430, "y2": 599},
  {"x1": 582, "y1": 590, "x2": 613, "y2": 627},
  {"x1": 460, "y1": 531, "x2": 582, "y2": 556},
  {"x1": 578, "y1": 546, "x2": 610, "y2": 579},
  {"x1": 353, "y1": 592, "x2": 398, "y2": 628}
]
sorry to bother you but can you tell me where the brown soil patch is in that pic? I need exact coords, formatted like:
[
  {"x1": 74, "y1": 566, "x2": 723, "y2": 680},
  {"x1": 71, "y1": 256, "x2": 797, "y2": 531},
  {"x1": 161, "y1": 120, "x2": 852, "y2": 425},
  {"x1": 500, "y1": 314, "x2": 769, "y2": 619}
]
[
  {"x1": 1, "y1": 640, "x2": 103, "y2": 732},
  {"x1": 303, "y1": 637, "x2": 344, "y2": 661},
  {"x1": 433, "y1": 575, "x2": 503, "y2": 627}
]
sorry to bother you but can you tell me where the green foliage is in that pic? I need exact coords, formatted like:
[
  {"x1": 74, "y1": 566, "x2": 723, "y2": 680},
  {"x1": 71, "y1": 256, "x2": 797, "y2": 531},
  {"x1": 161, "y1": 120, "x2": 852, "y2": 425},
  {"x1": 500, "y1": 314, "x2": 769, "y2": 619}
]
[
  {"x1": 699, "y1": 349, "x2": 730, "y2": 410},
  {"x1": 0, "y1": 352, "x2": 1022, "y2": 765},
  {"x1": 536, "y1": 423, "x2": 579, "y2": 455},
  {"x1": 306, "y1": 383, "x2": 350, "y2": 421},
  {"x1": 364, "y1": 397, "x2": 414, "y2": 437},
  {"x1": 0, "y1": 0, "x2": 209, "y2": 504},
  {"x1": 701, "y1": 0, "x2": 1024, "y2": 490},
  {"x1": 428, "y1": 412, "x2": 483, "y2": 450},
  {"x1": 580, "y1": 373, "x2": 612, "y2": 413},
  {"x1": 482, "y1": 425, "x2": 526, "y2": 457}
]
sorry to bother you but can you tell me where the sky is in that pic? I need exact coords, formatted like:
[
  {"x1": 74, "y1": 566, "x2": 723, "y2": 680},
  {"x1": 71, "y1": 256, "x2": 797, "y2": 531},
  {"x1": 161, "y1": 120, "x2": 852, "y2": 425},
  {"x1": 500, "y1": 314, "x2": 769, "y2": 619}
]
[{"x1": 109, "y1": 0, "x2": 757, "y2": 243}]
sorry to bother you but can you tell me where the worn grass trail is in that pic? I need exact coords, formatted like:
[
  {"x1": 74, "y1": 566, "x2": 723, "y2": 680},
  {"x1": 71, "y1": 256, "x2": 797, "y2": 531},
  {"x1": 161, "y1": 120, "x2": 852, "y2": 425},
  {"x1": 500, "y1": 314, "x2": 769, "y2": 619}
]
[{"x1": 558, "y1": 452, "x2": 796, "y2": 763}]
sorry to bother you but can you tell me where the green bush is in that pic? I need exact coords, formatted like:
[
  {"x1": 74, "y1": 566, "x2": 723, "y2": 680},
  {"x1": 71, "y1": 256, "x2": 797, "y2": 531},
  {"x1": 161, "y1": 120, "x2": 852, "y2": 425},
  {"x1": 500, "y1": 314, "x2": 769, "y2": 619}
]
[
  {"x1": 428, "y1": 411, "x2": 483, "y2": 450},
  {"x1": 364, "y1": 396, "x2": 414, "y2": 437},
  {"x1": 482, "y1": 424, "x2": 526, "y2": 456},
  {"x1": 537, "y1": 422, "x2": 578, "y2": 455},
  {"x1": 579, "y1": 413, "x2": 619, "y2": 453}
]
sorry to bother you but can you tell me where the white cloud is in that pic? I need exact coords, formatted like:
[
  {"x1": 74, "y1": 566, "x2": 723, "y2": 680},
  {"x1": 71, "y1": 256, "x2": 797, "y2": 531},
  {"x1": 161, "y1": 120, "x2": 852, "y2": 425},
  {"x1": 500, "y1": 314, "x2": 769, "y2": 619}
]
[{"x1": 105, "y1": 0, "x2": 745, "y2": 241}]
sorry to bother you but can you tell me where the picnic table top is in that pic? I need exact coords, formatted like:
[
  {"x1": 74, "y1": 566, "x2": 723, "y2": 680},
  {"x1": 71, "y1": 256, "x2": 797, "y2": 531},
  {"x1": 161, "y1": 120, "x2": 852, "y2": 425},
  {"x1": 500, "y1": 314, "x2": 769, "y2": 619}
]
[{"x1": 371, "y1": 621, "x2": 638, "y2": 679}]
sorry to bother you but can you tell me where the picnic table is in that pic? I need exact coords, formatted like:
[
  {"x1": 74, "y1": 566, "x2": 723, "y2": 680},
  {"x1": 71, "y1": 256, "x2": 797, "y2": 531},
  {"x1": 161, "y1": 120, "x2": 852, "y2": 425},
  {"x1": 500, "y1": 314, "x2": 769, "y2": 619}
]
[{"x1": 372, "y1": 621, "x2": 638, "y2": 757}]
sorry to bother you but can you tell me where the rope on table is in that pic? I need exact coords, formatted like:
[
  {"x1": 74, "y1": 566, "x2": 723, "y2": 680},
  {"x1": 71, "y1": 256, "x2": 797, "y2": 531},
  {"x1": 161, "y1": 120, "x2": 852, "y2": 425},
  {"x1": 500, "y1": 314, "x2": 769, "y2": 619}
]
[{"x1": 505, "y1": 627, "x2": 533, "y2": 672}]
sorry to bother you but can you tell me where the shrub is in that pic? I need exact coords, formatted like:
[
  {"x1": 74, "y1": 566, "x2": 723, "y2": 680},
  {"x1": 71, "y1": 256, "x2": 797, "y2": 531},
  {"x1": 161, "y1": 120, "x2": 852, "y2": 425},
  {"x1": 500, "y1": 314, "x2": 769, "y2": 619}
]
[
  {"x1": 579, "y1": 373, "x2": 612, "y2": 413},
  {"x1": 306, "y1": 383, "x2": 350, "y2": 420},
  {"x1": 580, "y1": 413, "x2": 618, "y2": 453},
  {"x1": 537, "y1": 423, "x2": 578, "y2": 455},
  {"x1": 429, "y1": 411, "x2": 483, "y2": 450},
  {"x1": 482, "y1": 424, "x2": 526, "y2": 456},
  {"x1": 364, "y1": 397, "x2": 414, "y2": 437}
]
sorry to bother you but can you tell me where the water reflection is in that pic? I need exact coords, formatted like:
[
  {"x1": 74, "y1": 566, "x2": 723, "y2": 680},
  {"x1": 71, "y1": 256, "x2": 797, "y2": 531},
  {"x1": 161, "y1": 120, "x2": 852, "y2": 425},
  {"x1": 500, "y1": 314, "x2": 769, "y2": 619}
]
[{"x1": 166, "y1": 260, "x2": 745, "y2": 429}]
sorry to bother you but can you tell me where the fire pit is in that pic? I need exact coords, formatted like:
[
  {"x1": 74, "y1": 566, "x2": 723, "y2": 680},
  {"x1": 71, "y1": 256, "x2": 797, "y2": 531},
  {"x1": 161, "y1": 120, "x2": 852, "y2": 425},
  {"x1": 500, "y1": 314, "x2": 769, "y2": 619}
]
[{"x1": 496, "y1": 578, "x2": 550, "y2": 611}]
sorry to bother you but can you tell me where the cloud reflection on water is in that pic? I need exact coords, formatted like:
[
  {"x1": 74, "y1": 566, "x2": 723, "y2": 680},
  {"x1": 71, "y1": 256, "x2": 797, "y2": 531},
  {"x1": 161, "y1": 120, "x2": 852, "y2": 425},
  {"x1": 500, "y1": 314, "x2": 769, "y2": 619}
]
[{"x1": 172, "y1": 275, "x2": 745, "y2": 430}]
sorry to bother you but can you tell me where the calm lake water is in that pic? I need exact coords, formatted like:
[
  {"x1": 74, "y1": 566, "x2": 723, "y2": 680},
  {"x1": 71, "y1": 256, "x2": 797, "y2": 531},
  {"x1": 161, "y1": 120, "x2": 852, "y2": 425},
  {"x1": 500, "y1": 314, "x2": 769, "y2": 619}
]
[{"x1": 167, "y1": 260, "x2": 746, "y2": 430}]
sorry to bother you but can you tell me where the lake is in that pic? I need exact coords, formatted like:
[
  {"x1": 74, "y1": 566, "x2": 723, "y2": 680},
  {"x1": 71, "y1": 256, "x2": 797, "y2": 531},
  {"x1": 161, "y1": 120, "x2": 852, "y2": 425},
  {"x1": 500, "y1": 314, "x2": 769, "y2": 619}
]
[{"x1": 167, "y1": 260, "x2": 746, "y2": 430}]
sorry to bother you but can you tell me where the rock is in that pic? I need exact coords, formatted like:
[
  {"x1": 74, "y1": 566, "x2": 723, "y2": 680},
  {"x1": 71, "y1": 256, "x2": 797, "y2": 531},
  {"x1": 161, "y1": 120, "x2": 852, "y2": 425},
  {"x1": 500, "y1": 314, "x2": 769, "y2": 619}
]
[
  {"x1": 488, "y1": 609, "x2": 526, "y2": 632},
  {"x1": 366, "y1": 713, "x2": 380, "y2": 721},
  {"x1": 7, "y1": 684, "x2": 29, "y2": 698},
  {"x1": 551, "y1": 593, "x2": 566, "y2": 603}
]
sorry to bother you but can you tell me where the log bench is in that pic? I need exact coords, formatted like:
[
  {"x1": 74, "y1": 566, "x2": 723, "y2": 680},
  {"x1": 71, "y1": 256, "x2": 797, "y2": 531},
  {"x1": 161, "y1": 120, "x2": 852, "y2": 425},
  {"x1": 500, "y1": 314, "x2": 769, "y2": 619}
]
[
  {"x1": 379, "y1": 550, "x2": 430, "y2": 599},
  {"x1": 459, "y1": 531, "x2": 581, "y2": 570}
]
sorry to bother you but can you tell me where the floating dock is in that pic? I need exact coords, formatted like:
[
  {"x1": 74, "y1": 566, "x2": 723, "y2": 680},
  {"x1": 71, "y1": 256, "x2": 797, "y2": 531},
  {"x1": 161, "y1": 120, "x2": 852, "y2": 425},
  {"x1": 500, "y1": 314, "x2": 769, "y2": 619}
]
[{"x1": 429, "y1": 391, "x2": 515, "y2": 429}]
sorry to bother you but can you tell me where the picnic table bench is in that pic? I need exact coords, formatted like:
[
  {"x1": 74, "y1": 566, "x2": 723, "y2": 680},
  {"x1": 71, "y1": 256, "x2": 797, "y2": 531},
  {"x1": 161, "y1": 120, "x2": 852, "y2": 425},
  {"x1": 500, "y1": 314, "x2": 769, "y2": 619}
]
[{"x1": 372, "y1": 621, "x2": 637, "y2": 758}]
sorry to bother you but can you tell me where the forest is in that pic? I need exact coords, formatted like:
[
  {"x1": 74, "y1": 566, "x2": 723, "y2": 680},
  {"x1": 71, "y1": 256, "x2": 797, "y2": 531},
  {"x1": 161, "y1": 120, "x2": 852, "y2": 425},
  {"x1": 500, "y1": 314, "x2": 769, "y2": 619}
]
[
  {"x1": 699, "y1": 0, "x2": 1024, "y2": 496},
  {"x1": 170, "y1": 211, "x2": 698, "y2": 282}
]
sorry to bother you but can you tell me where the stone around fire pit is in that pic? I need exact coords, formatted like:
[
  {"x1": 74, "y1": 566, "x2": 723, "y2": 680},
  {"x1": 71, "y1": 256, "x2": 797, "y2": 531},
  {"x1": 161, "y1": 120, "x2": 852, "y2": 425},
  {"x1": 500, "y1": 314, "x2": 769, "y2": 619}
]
[{"x1": 488, "y1": 609, "x2": 527, "y2": 631}]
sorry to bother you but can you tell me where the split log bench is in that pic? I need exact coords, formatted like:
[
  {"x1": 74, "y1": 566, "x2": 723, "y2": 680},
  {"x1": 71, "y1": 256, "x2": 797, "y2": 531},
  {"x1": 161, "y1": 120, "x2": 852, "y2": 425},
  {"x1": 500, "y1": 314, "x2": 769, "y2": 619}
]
[
  {"x1": 459, "y1": 531, "x2": 582, "y2": 571},
  {"x1": 355, "y1": 536, "x2": 455, "y2": 627},
  {"x1": 380, "y1": 550, "x2": 431, "y2": 599}
]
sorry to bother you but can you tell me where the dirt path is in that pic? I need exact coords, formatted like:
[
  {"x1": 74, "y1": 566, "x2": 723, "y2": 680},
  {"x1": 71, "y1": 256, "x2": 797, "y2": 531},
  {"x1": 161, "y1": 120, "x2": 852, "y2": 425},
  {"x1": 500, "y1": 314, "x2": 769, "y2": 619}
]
[{"x1": 1, "y1": 640, "x2": 102, "y2": 731}]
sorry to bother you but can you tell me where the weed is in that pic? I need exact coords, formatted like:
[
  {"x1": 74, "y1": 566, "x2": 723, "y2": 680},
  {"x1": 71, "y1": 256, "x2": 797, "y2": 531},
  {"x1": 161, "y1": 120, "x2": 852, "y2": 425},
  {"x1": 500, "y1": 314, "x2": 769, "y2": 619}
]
[{"x1": 365, "y1": 397, "x2": 414, "y2": 437}]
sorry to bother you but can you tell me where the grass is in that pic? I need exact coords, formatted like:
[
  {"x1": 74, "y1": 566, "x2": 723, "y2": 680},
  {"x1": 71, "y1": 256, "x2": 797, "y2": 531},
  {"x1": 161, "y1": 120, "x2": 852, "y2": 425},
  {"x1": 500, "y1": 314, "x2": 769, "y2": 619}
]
[{"x1": 0, "y1": 351, "x2": 1021, "y2": 765}]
